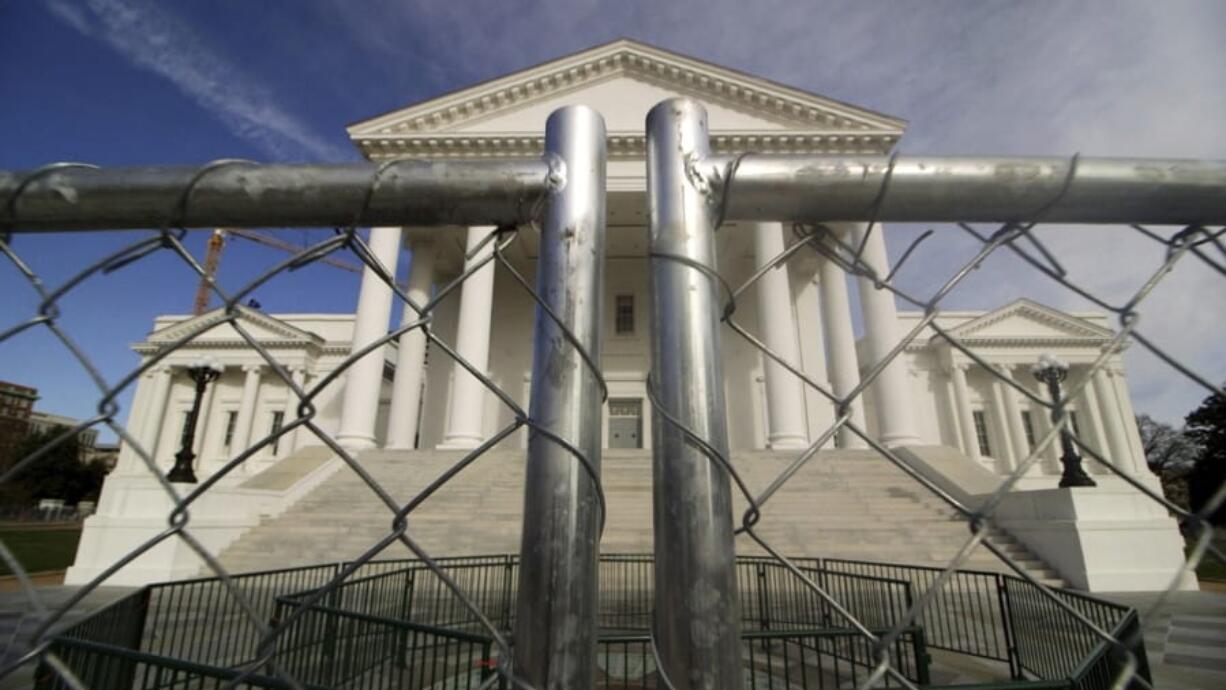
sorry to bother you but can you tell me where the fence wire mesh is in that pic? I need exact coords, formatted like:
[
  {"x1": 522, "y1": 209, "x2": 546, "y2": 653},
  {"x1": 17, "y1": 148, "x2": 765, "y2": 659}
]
[
  {"x1": 0, "y1": 143, "x2": 1222, "y2": 690},
  {"x1": 680, "y1": 155, "x2": 1226, "y2": 689}
]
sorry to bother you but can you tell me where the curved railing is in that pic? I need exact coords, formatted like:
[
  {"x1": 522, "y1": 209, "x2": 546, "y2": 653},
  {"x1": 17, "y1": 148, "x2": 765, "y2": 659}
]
[{"x1": 35, "y1": 555, "x2": 1144, "y2": 690}]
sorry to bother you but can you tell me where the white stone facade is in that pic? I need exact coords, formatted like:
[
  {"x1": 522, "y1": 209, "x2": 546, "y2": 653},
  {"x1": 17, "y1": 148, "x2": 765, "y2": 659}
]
[{"x1": 67, "y1": 39, "x2": 1189, "y2": 591}]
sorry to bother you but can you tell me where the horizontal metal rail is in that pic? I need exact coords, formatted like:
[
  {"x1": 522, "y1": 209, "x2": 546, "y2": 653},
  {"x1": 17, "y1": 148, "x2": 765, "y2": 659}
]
[
  {"x1": 5, "y1": 155, "x2": 1225, "y2": 231},
  {"x1": 1, "y1": 160, "x2": 552, "y2": 230},
  {"x1": 714, "y1": 155, "x2": 1226, "y2": 224}
]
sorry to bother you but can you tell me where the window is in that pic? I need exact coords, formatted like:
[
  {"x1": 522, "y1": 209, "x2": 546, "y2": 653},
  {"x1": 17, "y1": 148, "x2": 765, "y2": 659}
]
[
  {"x1": 1021, "y1": 411, "x2": 1036, "y2": 451},
  {"x1": 270, "y1": 411, "x2": 285, "y2": 454},
  {"x1": 223, "y1": 411, "x2": 238, "y2": 449},
  {"x1": 972, "y1": 410, "x2": 992, "y2": 457},
  {"x1": 615, "y1": 295, "x2": 635, "y2": 335}
]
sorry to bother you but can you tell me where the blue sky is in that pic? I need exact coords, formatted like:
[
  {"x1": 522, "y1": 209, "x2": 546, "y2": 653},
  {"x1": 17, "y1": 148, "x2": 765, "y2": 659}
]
[{"x1": 2, "y1": 1, "x2": 1224, "y2": 440}]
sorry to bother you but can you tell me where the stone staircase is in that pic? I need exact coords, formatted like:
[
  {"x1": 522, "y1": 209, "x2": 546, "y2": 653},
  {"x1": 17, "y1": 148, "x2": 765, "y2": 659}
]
[{"x1": 216, "y1": 448, "x2": 1065, "y2": 585}]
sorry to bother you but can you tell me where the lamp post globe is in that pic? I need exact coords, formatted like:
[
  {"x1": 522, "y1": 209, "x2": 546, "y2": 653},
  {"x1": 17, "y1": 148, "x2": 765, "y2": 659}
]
[
  {"x1": 166, "y1": 355, "x2": 223, "y2": 484},
  {"x1": 1032, "y1": 353, "x2": 1096, "y2": 488}
]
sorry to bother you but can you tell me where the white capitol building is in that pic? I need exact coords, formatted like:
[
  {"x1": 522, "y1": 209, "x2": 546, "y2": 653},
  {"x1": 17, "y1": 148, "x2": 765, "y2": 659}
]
[{"x1": 68, "y1": 40, "x2": 1191, "y2": 593}]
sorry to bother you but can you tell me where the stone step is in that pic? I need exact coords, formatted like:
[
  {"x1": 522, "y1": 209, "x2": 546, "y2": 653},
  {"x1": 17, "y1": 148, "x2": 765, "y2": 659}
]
[{"x1": 214, "y1": 448, "x2": 1068, "y2": 589}]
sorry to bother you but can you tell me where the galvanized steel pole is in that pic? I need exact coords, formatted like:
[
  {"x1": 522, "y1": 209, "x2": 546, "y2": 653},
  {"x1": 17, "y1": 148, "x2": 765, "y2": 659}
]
[
  {"x1": 709, "y1": 155, "x2": 1226, "y2": 224},
  {"x1": 6, "y1": 156, "x2": 1225, "y2": 231},
  {"x1": 513, "y1": 105, "x2": 607, "y2": 688},
  {"x1": 646, "y1": 98, "x2": 743, "y2": 690},
  {"x1": 0, "y1": 160, "x2": 550, "y2": 230}
]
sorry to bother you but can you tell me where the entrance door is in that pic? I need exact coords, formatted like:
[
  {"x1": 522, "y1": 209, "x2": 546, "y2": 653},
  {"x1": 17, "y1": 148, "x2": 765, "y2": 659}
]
[{"x1": 608, "y1": 398, "x2": 643, "y2": 449}]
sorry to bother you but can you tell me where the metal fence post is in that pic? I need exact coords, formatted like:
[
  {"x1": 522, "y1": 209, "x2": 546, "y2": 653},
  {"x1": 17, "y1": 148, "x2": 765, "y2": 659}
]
[
  {"x1": 513, "y1": 104, "x2": 607, "y2": 688},
  {"x1": 646, "y1": 97, "x2": 743, "y2": 689}
]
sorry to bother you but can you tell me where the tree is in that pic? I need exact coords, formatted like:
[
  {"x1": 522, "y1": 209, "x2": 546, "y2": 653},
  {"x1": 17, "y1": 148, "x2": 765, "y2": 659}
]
[
  {"x1": 1185, "y1": 388, "x2": 1226, "y2": 525},
  {"x1": 1137, "y1": 414, "x2": 1200, "y2": 473},
  {"x1": 0, "y1": 426, "x2": 109, "y2": 510},
  {"x1": 1137, "y1": 414, "x2": 1200, "y2": 511}
]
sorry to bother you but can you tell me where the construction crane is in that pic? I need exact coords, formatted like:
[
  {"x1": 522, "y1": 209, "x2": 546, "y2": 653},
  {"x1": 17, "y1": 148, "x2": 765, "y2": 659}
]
[{"x1": 192, "y1": 228, "x2": 363, "y2": 315}]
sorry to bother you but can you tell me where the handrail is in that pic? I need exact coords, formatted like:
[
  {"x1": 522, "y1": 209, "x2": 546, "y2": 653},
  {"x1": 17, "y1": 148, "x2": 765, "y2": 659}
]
[
  {"x1": 37, "y1": 637, "x2": 322, "y2": 690},
  {"x1": 36, "y1": 554, "x2": 1146, "y2": 690}
]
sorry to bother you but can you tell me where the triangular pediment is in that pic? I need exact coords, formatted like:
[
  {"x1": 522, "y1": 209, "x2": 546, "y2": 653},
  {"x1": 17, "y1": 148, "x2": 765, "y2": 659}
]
[
  {"x1": 144, "y1": 307, "x2": 323, "y2": 348},
  {"x1": 348, "y1": 39, "x2": 905, "y2": 159},
  {"x1": 946, "y1": 299, "x2": 1115, "y2": 342}
]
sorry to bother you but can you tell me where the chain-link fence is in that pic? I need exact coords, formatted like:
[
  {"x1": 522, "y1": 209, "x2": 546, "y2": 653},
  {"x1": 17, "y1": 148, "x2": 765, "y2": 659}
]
[{"x1": 0, "y1": 98, "x2": 1223, "y2": 690}]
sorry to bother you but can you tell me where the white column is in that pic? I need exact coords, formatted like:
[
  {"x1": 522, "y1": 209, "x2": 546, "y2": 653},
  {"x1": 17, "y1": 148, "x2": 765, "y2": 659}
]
[
  {"x1": 999, "y1": 365, "x2": 1031, "y2": 464},
  {"x1": 1078, "y1": 368, "x2": 1111, "y2": 468},
  {"x1": 387, "y1": 242, "x2": 436, "y2": 450},
  {"x1": 1092, "y1": 368, "x2": 1130, "y2": 468},
  {"x1": 337, "y1": 226, "x2": 403, "y2": 450},
  {"x1": 817, "y1": 250, "x2": 867, "y2": 449},
  {"x1": 142, "y1": 365, "x2": 173, "y2": 461},
  {"x1": 752, "y1": 222, "x2": 809, "y2": 450},
  {"x1": 279, "y1": 367, "x2": 305, "y2": 456},
  {"x1": 989, "y1": 376, "x2": 1016, "y2": 470},
  {"x1": 439, "y1": 226, "x2": 497, "y2": 450},
  {"x1": 949, "y1": 363, "x2": 980, "y2": 460},
  {"x1": 1108, "y1": 365, "x2": 1148, "y2": 476},
  {"x1": 232, "y1": 364, "x2": 263, "y2": 453},
  {"x1": 846, "y1": 222, "x2": 920, "y2": 447}
]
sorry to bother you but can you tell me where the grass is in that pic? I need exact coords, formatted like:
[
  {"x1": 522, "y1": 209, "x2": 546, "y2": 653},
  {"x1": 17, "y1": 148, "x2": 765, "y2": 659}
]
[
  {"x1": 1187, "y1": 527, "x2": 1226, "y2": 582},
  {"x1": 0, "y1": 528, "x2": 82, "y2": 575}
]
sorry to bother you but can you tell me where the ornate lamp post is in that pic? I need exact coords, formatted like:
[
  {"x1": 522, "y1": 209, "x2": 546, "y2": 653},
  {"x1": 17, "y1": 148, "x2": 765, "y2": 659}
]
[
  {"x1": 1031, "y1": 353, "x2": 1096, "y2": 488},
  {"x1": 167, "y1": 355, "x2": 223, "y2": 483}
]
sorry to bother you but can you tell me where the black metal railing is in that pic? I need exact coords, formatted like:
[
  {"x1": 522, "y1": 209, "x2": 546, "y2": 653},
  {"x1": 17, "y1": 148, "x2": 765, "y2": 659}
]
[
  {"x1": 35, "y1": 554, "x2": 1145, "y2": 690},
  {"x1": 821, "y1": 558, "x2": 1144, "y2": 688}
]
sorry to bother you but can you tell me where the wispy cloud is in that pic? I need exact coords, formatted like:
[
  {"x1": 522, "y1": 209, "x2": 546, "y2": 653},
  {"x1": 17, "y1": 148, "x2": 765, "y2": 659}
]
[
  {"x1": 44, "y1": 0, "x2": 348, "y2": 161},
  {"x1": 38, "y1": 0, "x2": 1226, "y2": 422}
]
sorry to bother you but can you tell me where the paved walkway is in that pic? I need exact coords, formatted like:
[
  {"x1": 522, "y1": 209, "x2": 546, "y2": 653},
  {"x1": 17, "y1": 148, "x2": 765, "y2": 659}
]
[{"x1": 1106, "y1": 590, "x2": 1226, "y2": 690}]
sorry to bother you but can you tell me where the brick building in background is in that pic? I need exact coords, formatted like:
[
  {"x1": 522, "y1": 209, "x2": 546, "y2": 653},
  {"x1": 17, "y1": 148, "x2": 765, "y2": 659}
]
[{"x1": 0, "y1": 380, "x2": 38, "y2": 462}]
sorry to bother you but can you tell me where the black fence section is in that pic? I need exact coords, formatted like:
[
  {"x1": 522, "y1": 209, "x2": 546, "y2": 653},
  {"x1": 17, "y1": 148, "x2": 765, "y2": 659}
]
[
  {"x1": 1003, "y1": 579, "x2": 1149, "y2": 690},
  {"x1": 593, "y1": 627, "x2": 929, "y2": 690},
  {"x1": 36, "y1": 554, "x2": 1145, "y2": 690},
  {"x1": 273, "y1": 602, "x2": 495, "y2": 690},
  {"x1": 736, "y1": 559, "x2": 913, "y2": 632},
  {"x1": 143, "y1": 563, "x2": 341, "y2": 668},
  {"x1": 39, "y1": 589, "x2": 150, "y2": 690},
  {"x1": 821, "y1": 559, "x2": 1142, "y2": 687},
  {"x1": 822, "y1": 559, "x2": 1014, "y2": 666},
  {"x1": 38, "y1": 638, "x2": 300, "y2": 690}
]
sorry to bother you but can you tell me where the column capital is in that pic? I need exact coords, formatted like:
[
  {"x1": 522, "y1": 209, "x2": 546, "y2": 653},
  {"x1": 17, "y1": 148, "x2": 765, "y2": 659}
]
[
  {"x1": 241, "y1": 363, "x2": 264, "y2": 374},
  {"x1": 143, "y1": 364, "x2": 172, "y2": 378}
]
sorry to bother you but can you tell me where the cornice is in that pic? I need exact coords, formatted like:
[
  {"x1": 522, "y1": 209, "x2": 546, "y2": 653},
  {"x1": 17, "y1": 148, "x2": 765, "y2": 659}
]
[
  {"x1": 940, "y1": 298, "x2": 1115, "y2": 342},
  {"x1": 133, "y1": 340, "x2": 321, "y2": 355},
  {"x1": 358, "y1": 130, "x2": 897, "y2": 160},
  {"x1": 349, "y1": 40, "x2": 904, "y2": 160},
  {"x1": 146, "y1": 307, "x2": 325, "y2": 348},
  {"x1": 909, "y1": 336, "x2": 1117, "y2": 353}
]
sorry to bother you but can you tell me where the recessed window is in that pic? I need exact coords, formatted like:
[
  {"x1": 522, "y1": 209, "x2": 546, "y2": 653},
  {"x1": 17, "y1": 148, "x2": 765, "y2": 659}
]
[
  {"x1": 270, "y1": 411, "x2": 285, "y2": 454},
  {"x1": 223, "y1": 411, "x2": 238, "y2": 449},
  {"x1": 615, "y1": 295, "x2": 635, "y2": 335},
  {"x1": 972, "y1": 410, "x2": 992, "y2": 457},
  {"x1": 1021, "y1": 411, "x2": 1036, "y2": 451}
]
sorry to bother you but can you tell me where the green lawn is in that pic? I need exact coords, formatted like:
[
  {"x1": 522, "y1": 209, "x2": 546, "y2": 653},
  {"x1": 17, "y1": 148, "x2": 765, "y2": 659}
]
[
  {"x1": 0, "y1": 528, "x2": 82, "y2": 575},
  {"x1": 1187, "y1": 527, "x2": 1226, "y2": 582}
]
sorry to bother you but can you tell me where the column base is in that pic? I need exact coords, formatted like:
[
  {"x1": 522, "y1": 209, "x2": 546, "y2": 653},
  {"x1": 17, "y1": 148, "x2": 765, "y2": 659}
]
[
  {"x1": 436, "y1": 436, "x2": 482, "y2": 451},
  {"x1": 336, "y1": 434, "x2": 378, "y2": 452},
  {"x1": 880, "y1": 433, "x2": 922, "y2": 449},
  {"x1": 766, "y1": 436, "x2": 810, "y2": 451}
]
